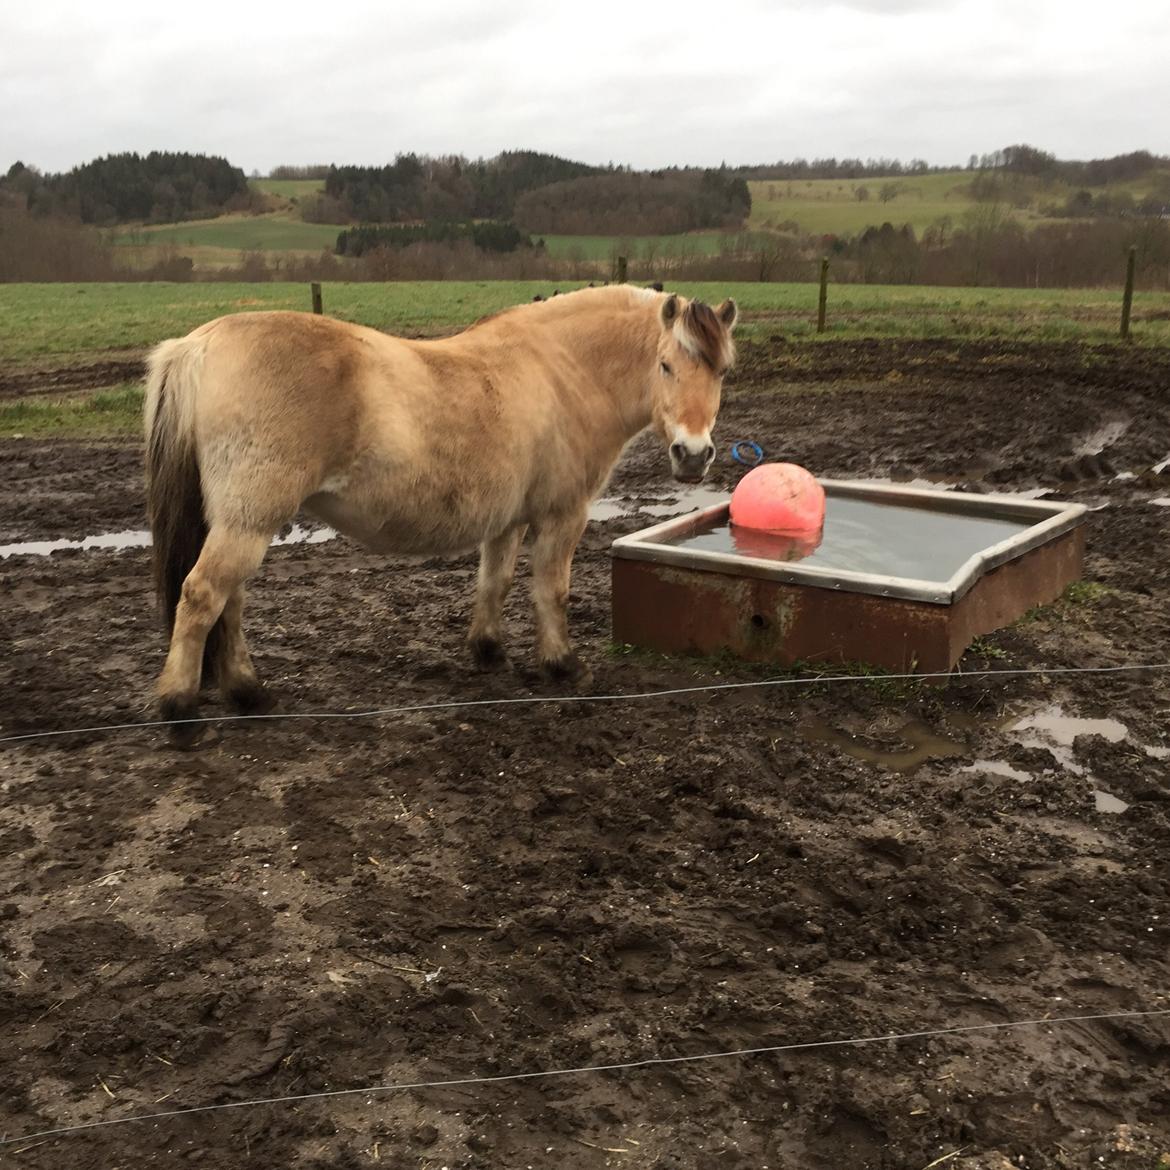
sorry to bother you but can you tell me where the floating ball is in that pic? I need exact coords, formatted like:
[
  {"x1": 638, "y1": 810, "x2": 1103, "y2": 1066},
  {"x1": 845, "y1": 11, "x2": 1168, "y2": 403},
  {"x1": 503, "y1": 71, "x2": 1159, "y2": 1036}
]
[{"x1": 730, "y1": 463, "x2": 825, "y2": 534}]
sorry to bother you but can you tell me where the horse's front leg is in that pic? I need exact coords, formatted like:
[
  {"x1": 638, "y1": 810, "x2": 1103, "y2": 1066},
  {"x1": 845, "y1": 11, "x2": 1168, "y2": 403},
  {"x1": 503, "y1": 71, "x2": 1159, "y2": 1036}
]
[
  {"x1": 530, "y1": 506, "x2": 591, "y2": 686},
  {"x1": 468, "y1": 523, "x2": 527, "y2": 671}
]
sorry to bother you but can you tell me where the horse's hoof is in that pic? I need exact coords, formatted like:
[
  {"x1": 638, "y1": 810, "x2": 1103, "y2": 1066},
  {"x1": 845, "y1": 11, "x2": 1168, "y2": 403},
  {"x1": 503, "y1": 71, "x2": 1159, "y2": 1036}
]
[
  {"x1": 160, "y1": 694, "x2": 205, "y2": 749},
  {"x1": 226, "y1": 681, "x2": 278, "y2": 716},
  {"x1": 469, "y1": 636, "x2": 509, "y2": 672},
  {"x1": 540, "y1": 653, "x2": 593, "y2": 689}
]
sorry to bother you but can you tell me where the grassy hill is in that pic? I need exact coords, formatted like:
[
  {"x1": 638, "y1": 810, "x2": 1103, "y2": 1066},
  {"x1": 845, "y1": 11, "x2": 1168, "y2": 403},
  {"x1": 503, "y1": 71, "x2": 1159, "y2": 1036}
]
[
  {"x1": 115, "y1": 214, "x2": 341, "y2": 252},
  {"x1": 101, "y1": 166, "x2": 1170, "y2": 275},
  {"x1": 748, "y1": 167, "x2": 1170, "y2": 237}
]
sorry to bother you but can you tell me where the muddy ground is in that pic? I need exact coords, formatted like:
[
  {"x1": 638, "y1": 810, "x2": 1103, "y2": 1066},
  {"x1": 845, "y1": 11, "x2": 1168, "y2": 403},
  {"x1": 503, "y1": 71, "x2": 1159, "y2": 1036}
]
[{"x1": 2, "y1": 339, "x2": 1169, "y2": 1170}]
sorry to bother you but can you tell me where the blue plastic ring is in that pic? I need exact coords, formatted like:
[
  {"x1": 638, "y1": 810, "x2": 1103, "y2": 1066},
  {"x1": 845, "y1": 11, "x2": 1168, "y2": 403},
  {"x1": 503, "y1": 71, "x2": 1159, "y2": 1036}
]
[{"x1": 731, "y1": 441, "x2": 764, "y2": 467}]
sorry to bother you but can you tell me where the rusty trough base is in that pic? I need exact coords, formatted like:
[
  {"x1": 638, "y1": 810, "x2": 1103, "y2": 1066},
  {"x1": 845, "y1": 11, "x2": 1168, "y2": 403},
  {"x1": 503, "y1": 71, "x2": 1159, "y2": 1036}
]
[{"x1": 611, "y1": 527, "x2": 1085, "y2": 674}]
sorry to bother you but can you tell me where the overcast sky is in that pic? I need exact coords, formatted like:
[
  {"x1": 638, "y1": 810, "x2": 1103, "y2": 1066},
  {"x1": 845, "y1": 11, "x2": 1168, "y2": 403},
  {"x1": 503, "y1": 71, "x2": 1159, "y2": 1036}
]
[{"x1": 1, "y1": 0, "x2": 1165, "y2": 174}]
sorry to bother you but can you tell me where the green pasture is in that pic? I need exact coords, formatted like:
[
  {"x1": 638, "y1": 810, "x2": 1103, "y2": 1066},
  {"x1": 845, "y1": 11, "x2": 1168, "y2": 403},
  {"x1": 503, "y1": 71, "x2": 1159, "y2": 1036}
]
[
  {"x1": 749, "y1": 172, "x2": 998, "y2": 237},
  {"x1": 114, "y1": 215, "x2": 343, "y2": 253},
  {"x1": 2, "y1": 281, "x2": 1167, "y2": 371},
  {"x1": 251, "y1": 178, "x2": 325, "y2": 200},
  {"x1": 748, "y1": 167, "x2": 1170, "y2": 237},
  {"x1": 0, "y1": 384, "x2": 144, "y2": 438}
]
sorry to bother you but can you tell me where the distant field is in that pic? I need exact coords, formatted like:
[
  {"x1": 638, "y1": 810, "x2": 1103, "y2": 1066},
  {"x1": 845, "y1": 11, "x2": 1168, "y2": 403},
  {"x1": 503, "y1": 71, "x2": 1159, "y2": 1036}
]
[
  {"x1": 2, "y1": 281, "x2": 1167, "y2": 369},
  {"x1": 114, "y1": 215, "x2": 343, "y2": 252},
  {"x1": 252, "y1": 178, "x2": 325, "y2": 200},
  {"x1": 750, "y1": 172, "x2": 1001, "y2": 236},
  {"x1": 114, "y1": 219, "x2": 730, "y2": 264},
  {"x1": 748, "y1": 167, "x2": 1170, "y2": 237}
]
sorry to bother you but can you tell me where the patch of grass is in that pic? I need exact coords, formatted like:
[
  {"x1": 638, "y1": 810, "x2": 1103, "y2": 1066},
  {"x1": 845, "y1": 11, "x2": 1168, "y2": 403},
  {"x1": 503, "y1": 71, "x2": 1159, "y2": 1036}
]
[
  {"x1": 1061, "y1": 580, "x2": 1112, "y2": 605},
  {"x1": 0, "y1": 384, "x2": 144, "y2": 438},
  {"x1": 969, "y1": 636, "x2": 1010, "y2": 660}
]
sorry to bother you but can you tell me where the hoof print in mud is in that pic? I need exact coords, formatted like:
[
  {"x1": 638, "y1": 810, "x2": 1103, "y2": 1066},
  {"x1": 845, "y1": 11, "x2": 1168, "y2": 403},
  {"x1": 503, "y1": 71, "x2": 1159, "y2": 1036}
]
[{"x1": 469, "y1": 636, "x2": 509, "y2": 672}]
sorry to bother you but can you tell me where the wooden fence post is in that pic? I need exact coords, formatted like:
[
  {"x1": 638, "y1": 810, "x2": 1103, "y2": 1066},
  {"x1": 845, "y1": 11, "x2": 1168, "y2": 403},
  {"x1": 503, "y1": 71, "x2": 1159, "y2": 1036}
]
[
  {"x1": 311, "y1": 282, "x2": 323, "y2": 315},
  {"x1": 1120, "y1": 246, "x2": 1136, "y2": 340},
  {"x1": 816, "y1": 257, "x2": 829, "y2": 334},
  {"x1": 616, "y1": 256, "x2": 628, "y2": 284}
]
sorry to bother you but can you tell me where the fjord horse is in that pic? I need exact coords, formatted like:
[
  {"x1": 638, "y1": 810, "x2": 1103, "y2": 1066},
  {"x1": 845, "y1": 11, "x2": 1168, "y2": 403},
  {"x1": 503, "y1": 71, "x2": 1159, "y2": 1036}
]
[{"x1": 145, "y1": 285, "x2": 737, "y2": 745}]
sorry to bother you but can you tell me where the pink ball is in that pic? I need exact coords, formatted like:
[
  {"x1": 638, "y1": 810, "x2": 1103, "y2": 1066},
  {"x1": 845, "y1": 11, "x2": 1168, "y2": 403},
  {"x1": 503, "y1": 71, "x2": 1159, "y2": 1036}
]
[{"x1": 730, "y1": 463, "x2": 825, "y2": 534}]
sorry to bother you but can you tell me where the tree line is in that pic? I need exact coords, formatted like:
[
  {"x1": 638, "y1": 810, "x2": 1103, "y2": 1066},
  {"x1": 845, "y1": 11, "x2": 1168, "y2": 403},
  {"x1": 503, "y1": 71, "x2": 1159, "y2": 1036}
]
[
  {"x1": 1, "y1": 153, "x2": 254, "y2": 225},
  {"x1": 321, "y1": 151, "x2": 602, "y2": 223},
  {"x1": 336, "y1": 220, "x2": 531, "y2": 256}
]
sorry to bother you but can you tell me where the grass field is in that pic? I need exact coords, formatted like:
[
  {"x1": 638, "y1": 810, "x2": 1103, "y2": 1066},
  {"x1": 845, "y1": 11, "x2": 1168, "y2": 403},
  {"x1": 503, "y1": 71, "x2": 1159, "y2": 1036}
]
[
  {"x1": 0, "y1": 384, "x2": 144, "y2": 437},
  {"x1": 3, "y1": 281, "x2": 1168, "y2": 370},
  {"x1": 113, "y1": 219, "x2": 730, "y2": 265},
  {"x1": 114, "y1": 214, "x2": 343, "y2": 253},
  {"x1": 749, "y1": 172, "x2": 1017, "y2": 237},
  {"x1": 251, "y1": 178, "x2": 325, "y2": 200},
  {"x1": 748, "y1": 167, "x2": 1170, "y2": 237}
]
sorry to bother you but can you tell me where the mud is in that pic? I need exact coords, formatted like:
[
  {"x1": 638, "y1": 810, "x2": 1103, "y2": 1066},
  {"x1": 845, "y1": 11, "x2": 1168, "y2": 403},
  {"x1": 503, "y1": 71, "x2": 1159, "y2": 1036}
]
[
  {"x1": 0, "y1": 358, "x2": 147, "y2": 400},
  {"x1": 2, "y1": 338, "x2": 1170, "y2": 1169}
]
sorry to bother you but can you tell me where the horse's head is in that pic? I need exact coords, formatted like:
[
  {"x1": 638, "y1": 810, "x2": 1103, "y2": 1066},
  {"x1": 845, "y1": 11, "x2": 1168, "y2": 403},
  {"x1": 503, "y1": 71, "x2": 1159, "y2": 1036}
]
[{"x1": 652, "y1": 293, "x2": 737, "y2": 483}]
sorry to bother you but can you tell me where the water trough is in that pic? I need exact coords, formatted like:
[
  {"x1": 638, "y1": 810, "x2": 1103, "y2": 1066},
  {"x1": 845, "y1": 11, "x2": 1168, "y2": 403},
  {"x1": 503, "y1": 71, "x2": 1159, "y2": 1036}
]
[{"x1": 611, "y1": 480, "x2": 1087, "y2": 673}]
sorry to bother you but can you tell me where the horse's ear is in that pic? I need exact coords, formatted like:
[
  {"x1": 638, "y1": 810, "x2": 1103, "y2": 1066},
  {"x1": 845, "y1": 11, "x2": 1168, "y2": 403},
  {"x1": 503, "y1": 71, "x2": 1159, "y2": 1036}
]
[
  {"x1": 717, "y1": 298, "x2": 738, "y2": 330},
  {"x1": 660, "y1": 294, "x2": 680, "y2": 327}
]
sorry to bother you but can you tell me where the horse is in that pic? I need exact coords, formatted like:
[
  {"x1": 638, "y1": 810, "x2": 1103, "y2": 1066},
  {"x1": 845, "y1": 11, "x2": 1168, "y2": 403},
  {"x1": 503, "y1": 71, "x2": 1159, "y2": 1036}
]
[{"x1": 144, "y1": 285, "x2": 738, "y2": 746}]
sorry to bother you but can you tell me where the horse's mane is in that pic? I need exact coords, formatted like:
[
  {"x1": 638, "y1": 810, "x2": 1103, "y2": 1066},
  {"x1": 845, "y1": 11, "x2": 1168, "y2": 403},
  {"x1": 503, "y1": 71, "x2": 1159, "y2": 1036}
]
[
  {"x1": 464, "y1": 284, "x2": 655, "y2": 332},
  {"x1": 465, "y1": 285, "x2": 733, "y2": 371},
  {"x1": 677, "y1": 300, "x2": 733, "y2": 371}
]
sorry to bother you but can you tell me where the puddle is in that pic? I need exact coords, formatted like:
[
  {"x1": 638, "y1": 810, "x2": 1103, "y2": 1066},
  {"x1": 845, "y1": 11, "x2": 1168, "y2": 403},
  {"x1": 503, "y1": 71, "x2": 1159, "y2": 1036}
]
[
  {"x1": 0, "y1": 523, "x2": 336, "y2": 559},
  {"x1": 0, "y1": 530, "x2": 154, "y2": 558},
  {"x1": 1012, "y1": 706, "x2": 1128, "y2": 747},
  {"x1": 589, "y1": 486, "x2": 727, "y2": 523},
  {"x1": 801, "y1": 717, "x2": 966, "y2": 774},
  {"x1": 962, "y1": 759, "x2": 1032, "y2": 782},
  {"x1": 1151, "y1": 497, "x2": 1170, "y2": 508},
  {"x1": 1092, "y1": 790, "x2": 1130, "y2": 814},
  {"x1": 1075, "y1": 420, "x2": 1129, "y2": 457},
  {"x1": 665, "y1": 495, "x2": 1030, "y2": 583}
]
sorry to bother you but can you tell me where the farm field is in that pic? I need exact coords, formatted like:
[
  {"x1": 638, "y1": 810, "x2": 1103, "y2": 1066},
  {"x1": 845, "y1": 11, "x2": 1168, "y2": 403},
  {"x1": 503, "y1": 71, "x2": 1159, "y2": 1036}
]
[
  {"x1": 2, "y1": 336, "x2": 1169, "y2": 1167},
  {"x1": 114, "y1": 214, "x2": 343, "y2": 253},
  {"x1": 106, "y1": 167, "x2": 1170, "y2": 277},
  {"x1": 749, "y1": 172, "x2": 990, "y2": 236},
  {"x1": 251, "y1": 177, "x2": 324, "y2": 200},
  {"x1": 747, "y1": 166, "x2": 1170, "y2": 237},
  {"x1": 2, "y1": 281, "x2": 1168, "y2": 384}
]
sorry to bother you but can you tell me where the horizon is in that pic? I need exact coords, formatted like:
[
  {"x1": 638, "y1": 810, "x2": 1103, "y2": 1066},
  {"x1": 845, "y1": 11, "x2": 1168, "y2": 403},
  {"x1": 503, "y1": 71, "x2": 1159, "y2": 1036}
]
[
  {"x1": 3, "y1": 0, "x2": 1166, "y2": 176},
  {"x1": 9, "y1": 142, "x2": 1168, "y2": 181}
]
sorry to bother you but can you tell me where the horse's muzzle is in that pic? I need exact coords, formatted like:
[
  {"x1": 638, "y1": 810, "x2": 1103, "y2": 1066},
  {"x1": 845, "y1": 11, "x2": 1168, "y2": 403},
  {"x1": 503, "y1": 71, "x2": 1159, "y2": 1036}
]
[{"x1": 670, "y1": 441, "x2": 715, "y2": 484}]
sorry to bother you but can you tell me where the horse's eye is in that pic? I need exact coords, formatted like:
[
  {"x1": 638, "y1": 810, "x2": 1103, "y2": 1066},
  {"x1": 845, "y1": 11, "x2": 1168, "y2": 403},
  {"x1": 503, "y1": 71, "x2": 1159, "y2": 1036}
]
[{"x1": 660, "y1": 361, "x2": 673, "y2": 376}]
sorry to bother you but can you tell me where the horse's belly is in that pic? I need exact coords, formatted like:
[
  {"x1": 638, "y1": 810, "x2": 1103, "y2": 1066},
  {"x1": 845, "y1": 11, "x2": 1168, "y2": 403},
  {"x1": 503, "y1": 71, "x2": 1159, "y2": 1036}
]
[{"x1": 304, "y1": 489, "x2": 515, "y2": 556}]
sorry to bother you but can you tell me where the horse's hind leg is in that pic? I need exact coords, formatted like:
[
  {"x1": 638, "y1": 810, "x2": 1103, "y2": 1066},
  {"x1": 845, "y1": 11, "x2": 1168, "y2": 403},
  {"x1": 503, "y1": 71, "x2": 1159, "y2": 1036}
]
[
  {"x1": 158, "y1": 527, "x2": 271, "y2": 747},
  {"x1": 529, "y1": 508, "x2": 591, "y2": 686},
  {"x1": 216, "y1": 584, "x2": 276, "y2": 715},
  {"x1": 468, "y1": 524, "x2": 527, "y2": 670}
]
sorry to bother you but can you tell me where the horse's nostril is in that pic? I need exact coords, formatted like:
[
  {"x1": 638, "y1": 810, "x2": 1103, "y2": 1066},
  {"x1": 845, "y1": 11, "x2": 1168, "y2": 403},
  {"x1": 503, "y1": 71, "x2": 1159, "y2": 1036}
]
[
  {"x1": 704, "y1": 444, "x2": 716, "y2": 463},
  {"x1": 670, "y1": 442, "x2": 686, "y2": 461}
]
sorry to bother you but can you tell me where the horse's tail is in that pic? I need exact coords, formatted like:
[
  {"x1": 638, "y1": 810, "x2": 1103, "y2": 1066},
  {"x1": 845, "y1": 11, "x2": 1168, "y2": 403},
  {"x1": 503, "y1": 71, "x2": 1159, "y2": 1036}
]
[{"x1": 144, "y1": 333, "x2": 221, "y2": 680}]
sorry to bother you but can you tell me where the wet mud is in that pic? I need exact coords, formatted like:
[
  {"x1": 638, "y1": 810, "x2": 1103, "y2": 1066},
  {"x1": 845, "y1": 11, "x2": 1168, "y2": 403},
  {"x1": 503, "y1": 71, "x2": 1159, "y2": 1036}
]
[{"x1": 2, "y1": 338, "x2": 1170, "y2": 1169}]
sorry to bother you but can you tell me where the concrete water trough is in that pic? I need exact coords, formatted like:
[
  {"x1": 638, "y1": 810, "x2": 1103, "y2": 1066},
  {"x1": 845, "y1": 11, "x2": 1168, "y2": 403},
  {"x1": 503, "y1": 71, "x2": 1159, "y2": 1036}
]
[{"x1": 610, "y1": 480, "x2": 1088, "y2": 673}]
